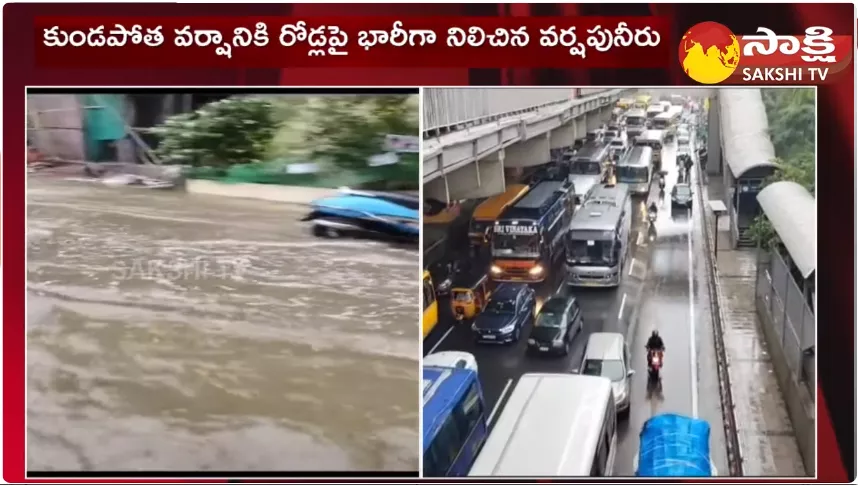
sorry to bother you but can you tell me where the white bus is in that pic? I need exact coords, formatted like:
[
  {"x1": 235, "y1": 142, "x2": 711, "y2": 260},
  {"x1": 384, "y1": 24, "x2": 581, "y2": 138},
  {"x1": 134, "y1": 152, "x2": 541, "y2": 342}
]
[
  {"x1": 616, "y1": 145, "x2": 655, "y2": 195},
  {"x1": 468, "y1": 373, "x2": 618, "y2": 477}
]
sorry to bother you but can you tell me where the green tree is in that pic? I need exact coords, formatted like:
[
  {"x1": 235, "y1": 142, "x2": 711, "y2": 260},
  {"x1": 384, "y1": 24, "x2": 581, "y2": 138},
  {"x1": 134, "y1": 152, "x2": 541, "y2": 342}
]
[
  {"x1": 152, "y1": 97, "x2": 276, "y2": 168},
  {"x1": 306, "y1": 95, "x2": 418, "y2": 171},
  {"x1": 750, "y1": 88, "x2": 815, "y2": 247}
]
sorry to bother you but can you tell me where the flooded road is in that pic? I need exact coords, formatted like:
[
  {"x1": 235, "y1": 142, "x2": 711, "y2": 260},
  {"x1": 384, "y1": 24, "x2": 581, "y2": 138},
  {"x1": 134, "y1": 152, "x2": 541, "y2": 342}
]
[{"x1": 27, "y1": 178, "x2": 419, "y2": 472}]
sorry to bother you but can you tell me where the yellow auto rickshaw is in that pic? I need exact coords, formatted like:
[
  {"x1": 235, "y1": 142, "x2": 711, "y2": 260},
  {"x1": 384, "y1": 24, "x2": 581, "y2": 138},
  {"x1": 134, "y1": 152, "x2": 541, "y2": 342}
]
[{"x1": 450, "y1": 273, "x2": 492, "y2": 321}]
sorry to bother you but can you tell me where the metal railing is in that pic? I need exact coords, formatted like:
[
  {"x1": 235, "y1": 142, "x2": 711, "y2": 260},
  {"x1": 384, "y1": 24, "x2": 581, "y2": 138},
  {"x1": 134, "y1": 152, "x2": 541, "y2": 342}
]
[
  {"x1": 755, "y1": 249, "x2": 815, "y2": 394},
  {"x1": 422, "y1": 88, "x2": 573, "y2": 134}
]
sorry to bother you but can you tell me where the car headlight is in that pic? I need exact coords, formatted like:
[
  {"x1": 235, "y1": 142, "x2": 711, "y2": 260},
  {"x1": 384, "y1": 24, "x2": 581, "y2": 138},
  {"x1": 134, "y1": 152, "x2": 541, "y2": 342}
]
[
  {"x1": 490, "y1": 265, "x2": 502, "y2": 275},
  {"x1": 500, "y1": 323, "x2": 516, "y2": 334},
  {"x1": 527, "y1": 338, "x2": 536, "y2": 345},
  {"x1": 529, "y1": 265, "x2": 544, "y2": 276},
  {"x1": 552, "y1": 336, "x2": 564, "y2": 345}
]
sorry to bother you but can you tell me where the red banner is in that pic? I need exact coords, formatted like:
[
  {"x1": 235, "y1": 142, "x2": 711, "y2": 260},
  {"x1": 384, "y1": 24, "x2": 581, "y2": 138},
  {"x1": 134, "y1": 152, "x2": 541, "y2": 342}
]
[{"x1": 35, "y1": 16, "x2": 671, "y2": 68}]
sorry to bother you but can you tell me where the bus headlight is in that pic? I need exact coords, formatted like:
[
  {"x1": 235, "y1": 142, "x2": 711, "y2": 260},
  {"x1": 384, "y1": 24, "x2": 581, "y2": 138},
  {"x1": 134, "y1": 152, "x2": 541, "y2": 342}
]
[
  {"x1": 529, "y1": 265, "x2": 544, "y2": 276},
  {"x1": 490, "y1": 265, "x2": 502, "y2": 275}
]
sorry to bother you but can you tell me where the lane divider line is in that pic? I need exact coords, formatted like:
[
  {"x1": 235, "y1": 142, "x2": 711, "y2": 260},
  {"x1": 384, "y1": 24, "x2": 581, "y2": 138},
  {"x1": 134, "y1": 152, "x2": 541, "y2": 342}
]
[
  {"x1": 427, "y1": 326, "x2": 454, "y2": 355},
  {"x1": 618, "y1": 293, "x2": 627, "y2": 320},
  {"x1": 629, "y1": 257, "x2": 637, "y2": 276},
  {"x1": 487, "y1": 379, "x2": 514, "y2": 427}
]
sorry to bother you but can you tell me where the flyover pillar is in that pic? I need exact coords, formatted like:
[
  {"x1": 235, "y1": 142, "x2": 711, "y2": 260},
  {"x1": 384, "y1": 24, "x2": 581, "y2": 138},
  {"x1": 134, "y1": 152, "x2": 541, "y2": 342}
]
[
  {"x1": 502, "y1": 133, "x2": 550, "y2": 168},
  {"x1": 575, "y1": 115, "x2": 587, "y2": 140},
  {"x1": 424, "y1": 152, "x2": 508, "y2": 202},
  {"x1": 549, "y1": 123, "x2": 577, "y2": 150},
  {"x1": 586, "y1": 110, "x2": 602, "y2": 132}
]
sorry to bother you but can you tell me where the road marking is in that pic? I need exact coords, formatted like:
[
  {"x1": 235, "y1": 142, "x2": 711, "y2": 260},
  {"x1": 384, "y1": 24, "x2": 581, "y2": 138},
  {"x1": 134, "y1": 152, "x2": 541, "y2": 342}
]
[
  {"x1": 688, "y1": 196, "x2": 699, "y2": 418},
  {"x1": 618, "y1": 293, "x2": 627, "y2": 320},
  {"x1": 628, "y1": 257, "x2": 637, "y2": 276},
  {"x1": 487, "y1": 379, "x2": 514, "y2": 427},
  {"x1": 636, "y1": 231, "x2": 644, "y2": 246},
  {"x1": 555, "y1": 279, "x2": 565, "y2": 295},
  {"x1": 427, "y1": 326, "x2": 454, "y2": 355}
]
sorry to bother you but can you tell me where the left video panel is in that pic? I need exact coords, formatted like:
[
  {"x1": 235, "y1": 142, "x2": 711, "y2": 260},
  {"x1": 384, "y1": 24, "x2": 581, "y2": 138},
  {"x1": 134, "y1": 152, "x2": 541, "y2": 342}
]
[{"x1": 25, "y1": 88, "x2": 420, "y2": 476}]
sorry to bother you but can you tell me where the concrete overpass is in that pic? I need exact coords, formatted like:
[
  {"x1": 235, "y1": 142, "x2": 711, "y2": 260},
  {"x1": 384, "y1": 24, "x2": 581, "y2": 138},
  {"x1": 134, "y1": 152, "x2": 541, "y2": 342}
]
[{"x1": 422, "y1": 88, "x2": 631, "y2": 202}]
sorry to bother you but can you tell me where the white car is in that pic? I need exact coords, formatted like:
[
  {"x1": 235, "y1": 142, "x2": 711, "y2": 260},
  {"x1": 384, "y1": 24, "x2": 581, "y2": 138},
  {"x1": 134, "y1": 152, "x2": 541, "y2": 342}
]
[{"x1": 423, "y1": 351, "x2": 479, "y2": 373}]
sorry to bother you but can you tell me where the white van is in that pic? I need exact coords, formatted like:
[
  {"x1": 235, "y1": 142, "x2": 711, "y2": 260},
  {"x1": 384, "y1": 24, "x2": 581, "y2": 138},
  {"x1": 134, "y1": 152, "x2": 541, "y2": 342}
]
[{"x1": 469, "y1": 373, "x2": 617, "y2": 477}]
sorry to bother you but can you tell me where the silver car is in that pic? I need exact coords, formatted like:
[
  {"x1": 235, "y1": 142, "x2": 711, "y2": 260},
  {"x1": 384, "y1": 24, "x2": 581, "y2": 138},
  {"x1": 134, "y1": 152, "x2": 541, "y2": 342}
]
[{"x1": 575, "y1": 332, "x2": 634, "y2": 414}]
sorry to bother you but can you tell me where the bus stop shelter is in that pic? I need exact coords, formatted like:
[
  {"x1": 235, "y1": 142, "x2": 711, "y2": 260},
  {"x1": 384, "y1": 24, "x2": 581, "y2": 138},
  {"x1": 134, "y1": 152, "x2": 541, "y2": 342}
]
[
  {"x1": 717, "y1": 89, "x2": 779, "y2": 247},
  {"x1": 755, "y1": 181, "x2": 816, "y2": 388}
]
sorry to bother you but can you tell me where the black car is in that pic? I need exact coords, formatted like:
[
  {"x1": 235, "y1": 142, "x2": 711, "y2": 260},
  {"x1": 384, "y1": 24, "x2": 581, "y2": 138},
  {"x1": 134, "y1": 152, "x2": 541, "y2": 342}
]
[
  {"x1": 471, "y1": 283, "x2": 536, "y2": 344},
  {"x1": 671, "y1": 183, "x2": 694, "y2": 209},
  {"x1": 527, "y1": 295, "x2": 584, "y2": 355}
]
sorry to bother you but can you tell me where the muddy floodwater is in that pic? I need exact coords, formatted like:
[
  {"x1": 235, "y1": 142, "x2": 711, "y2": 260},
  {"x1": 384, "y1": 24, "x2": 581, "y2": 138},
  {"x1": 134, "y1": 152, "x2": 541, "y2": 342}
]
[{"x1": 26, "y1": 178, "x2": 419, "y2": 472}]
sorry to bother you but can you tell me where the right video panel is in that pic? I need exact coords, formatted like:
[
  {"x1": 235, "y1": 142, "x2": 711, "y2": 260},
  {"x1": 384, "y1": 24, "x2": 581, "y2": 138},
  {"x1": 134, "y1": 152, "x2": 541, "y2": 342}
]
[{"x1": 421, "y1": 87, "x2": 816, "y2": 478}]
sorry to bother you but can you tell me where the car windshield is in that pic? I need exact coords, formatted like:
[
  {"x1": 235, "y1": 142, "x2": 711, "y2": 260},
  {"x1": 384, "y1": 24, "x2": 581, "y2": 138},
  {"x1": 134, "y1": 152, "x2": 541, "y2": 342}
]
[
  {"x1": 486, "y1": 299, "x2": 515, "y2": 314},
  {"x1": 535, "y1": 310, "x2": 563, "y2": 328},
  {"x1": 675, "y1": 185, "x2": 691, "y2": 197},
  {"x1": 582, "y1": 359, "x2": 625, "y2": 381}
]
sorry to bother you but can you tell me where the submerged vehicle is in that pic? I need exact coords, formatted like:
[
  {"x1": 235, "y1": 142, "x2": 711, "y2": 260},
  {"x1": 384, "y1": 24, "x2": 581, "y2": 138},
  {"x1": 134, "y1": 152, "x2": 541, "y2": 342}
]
[
  {"x1": 636, "y1": 414, "x2": 716, "y2": 476},
  {"x1": 302, "y1": 188, "x2": 419, "y2": 242}
]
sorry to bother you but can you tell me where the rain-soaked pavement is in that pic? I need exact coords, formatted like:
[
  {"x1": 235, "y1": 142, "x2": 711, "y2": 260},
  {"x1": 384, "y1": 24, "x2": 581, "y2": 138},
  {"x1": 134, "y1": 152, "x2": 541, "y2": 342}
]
[
  {"x1": 27, "y1": 178, "x2": 419, "y2": 472},
  {"x1": 425, "y1": 138, "x2": 730, "y2": 476},
  {"x1": 703, "y1": 178, "x2": 806, "y2": 476}
]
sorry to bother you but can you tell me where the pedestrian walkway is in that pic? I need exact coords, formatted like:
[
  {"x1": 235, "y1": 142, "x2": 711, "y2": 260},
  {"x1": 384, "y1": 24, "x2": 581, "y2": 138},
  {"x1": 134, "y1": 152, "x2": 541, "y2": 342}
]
[{"x1": 703, "y1": 177, "x2": 806, "y2": 476}]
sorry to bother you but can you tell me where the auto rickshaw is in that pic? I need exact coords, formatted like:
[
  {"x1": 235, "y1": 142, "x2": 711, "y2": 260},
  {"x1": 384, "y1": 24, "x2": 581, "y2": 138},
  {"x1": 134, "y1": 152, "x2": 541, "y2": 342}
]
[{"x1": 450, "y1": 272, "x2": 492, "y2": 321}]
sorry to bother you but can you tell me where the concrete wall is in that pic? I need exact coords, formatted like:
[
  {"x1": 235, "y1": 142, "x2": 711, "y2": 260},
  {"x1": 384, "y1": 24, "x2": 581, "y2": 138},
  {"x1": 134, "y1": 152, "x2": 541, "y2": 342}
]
[
  {"x1": 755, "y1": 295, "x2": 816, "y2": 475},
  {"x1": 185, "y1": 179, "x2": 339, "y2": 206},
  {"x1": 28, "y1": 94, "x2": 86, "y2": 161}
]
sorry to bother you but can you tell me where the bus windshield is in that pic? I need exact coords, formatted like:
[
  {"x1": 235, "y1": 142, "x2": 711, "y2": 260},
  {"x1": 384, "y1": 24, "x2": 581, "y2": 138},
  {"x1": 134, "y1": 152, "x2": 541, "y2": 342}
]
[
  {"x1": 625, "y1": 115, "x2": 645, "y2": 126},
  {"x1": 423, "y1": 368, "x2": 488, "y2": 476},
  {"x1": 567, "y1": 235, "x2": 616, "y2": 266},
  {"x1": 493, "y1": 232, "x2": 540, "y2": 258},
  {"x1": 617, "y1": 166, "x2": 650, "y2": 183},
  {"x1": 571, "y1": 160, "x2": 602, "y2": 175},
  {"x1": 652, "y1": 119, "x2": 668, "y2": 129}
]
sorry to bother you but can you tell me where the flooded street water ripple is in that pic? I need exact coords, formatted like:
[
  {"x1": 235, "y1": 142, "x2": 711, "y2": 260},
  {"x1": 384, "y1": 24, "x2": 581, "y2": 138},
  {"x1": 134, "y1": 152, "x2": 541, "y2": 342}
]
[{"x1": 27, "y1": 179, "x2": 419, "y2": 472}]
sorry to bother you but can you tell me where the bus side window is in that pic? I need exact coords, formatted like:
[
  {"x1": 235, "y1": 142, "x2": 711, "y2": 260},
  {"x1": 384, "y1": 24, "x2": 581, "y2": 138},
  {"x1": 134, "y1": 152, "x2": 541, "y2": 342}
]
[
  {"x1": 430, "y1": 414, "x2": 463, "y2": 476},
  {"x1": 457, "y1": 382, "x2": 485, "y2": 434},
  {"x1": 423, "y1": 448, "x2": 440, "y2": 477}
]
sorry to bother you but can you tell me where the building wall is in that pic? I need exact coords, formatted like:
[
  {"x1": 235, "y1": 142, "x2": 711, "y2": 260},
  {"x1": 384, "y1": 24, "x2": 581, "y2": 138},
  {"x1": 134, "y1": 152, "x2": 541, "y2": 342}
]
[{"x1": 28, "y1": 94, "x2": 86, "y2": 161}]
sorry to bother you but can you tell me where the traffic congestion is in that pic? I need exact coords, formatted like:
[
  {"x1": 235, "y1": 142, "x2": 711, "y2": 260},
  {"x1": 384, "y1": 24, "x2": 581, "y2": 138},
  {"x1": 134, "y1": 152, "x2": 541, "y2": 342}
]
[{"x1": 422, "y1": 91, "x2": 727, "y2": 477}]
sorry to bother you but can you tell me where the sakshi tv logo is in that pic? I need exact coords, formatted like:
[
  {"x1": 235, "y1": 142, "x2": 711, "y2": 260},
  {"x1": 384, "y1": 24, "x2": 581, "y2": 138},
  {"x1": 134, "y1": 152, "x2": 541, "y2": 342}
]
[{"x1": 679, "y1": 21, "x2": 841, "y2": 84}]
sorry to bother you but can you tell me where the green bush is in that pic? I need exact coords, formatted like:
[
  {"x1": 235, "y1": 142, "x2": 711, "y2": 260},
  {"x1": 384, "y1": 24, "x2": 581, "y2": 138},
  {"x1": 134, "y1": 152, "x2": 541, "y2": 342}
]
[{"x1": 152, "y1": 97, "x2": 276, "y2": 167}]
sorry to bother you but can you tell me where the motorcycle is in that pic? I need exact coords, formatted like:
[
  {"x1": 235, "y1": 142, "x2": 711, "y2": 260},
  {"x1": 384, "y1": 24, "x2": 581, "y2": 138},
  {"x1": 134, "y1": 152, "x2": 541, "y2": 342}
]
[
  {"x1": 647, "y1": 207, "x2": 658, "y2": 224},
  {"x1": 646, "y1": 348, "x2": 665, "y2": 384}
]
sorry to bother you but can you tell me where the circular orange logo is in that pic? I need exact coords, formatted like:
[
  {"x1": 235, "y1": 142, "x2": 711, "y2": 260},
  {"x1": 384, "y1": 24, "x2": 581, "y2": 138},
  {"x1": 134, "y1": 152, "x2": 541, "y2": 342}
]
[{"x1": 679, "y1": 21, "x2": 741, "y2": 84}]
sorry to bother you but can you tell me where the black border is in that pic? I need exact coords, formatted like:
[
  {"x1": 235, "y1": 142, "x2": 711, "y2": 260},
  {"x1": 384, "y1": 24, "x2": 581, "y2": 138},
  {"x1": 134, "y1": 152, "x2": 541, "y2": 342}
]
[
  {"x1": 26, "y1": 87, "x2": 418, "y2": 95},
  {"x1": 28, "y1": 471, "x2": 418, "y2": 478}
]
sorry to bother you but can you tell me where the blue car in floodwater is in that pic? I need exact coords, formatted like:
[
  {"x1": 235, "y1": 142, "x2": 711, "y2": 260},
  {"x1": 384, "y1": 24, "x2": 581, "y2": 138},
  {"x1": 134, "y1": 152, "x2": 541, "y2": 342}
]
[
  {"x1": 636, "y1": 414, "x2": 715, "y2": 477},
  {"x1": 301, "y1": 188, "x2": 419, "y2": 242}
]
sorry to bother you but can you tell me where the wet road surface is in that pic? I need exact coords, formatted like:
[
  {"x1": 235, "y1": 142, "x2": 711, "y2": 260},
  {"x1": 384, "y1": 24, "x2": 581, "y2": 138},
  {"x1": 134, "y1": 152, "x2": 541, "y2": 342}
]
[
  {"x1": 27, "y1": 179, "x2": 419, "y2": 472},
  {"x1": 424, "y1": 138, "x2": 728, "y2": 476}
]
